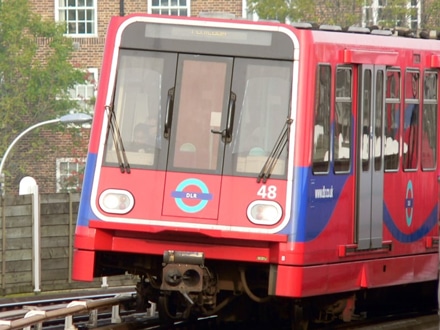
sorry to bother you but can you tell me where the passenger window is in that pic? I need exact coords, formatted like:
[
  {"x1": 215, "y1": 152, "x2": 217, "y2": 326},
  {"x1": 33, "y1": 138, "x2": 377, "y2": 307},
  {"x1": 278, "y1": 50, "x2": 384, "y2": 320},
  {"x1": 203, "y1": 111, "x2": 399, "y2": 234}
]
[
  {"x1": 334, "y1": 67, "x2": 352, "y2": 173},
  {"x1": 421, "y1": 71, "x2": 438, "y2": 170},
  {"x1": 403, "y1": 71, "x2": 420, "y2": 171},
  {"x1": 384, "y1": 69, "x2": 400, "y2": 171},
  {"x1": 312, "y1": 65, "x2": 331, "y2": 174}
]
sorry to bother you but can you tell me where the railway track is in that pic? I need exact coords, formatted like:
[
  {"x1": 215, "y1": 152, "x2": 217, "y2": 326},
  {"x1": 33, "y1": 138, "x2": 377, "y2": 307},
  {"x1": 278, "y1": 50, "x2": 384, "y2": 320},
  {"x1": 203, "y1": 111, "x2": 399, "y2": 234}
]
[
  {"x1": 0, "y1": 290, "x2": 143, "y2": 330},
  {"x1": 0, "y1": 290, "x2": 438, "y2": 330}
]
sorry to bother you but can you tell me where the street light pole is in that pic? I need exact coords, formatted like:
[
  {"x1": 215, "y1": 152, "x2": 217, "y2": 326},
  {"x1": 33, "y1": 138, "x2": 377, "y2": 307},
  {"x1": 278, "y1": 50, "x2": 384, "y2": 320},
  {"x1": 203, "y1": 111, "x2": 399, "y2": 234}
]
[{"x1": 0, "y1": 113, "x2": 92, "y2": 196}]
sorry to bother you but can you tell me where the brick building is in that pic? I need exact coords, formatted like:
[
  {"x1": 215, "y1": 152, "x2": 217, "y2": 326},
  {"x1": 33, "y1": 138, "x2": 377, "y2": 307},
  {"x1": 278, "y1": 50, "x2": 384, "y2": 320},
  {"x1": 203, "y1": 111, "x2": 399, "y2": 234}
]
[{"x1": 11, "y1": 0, "x2": 428, "y2": 194}]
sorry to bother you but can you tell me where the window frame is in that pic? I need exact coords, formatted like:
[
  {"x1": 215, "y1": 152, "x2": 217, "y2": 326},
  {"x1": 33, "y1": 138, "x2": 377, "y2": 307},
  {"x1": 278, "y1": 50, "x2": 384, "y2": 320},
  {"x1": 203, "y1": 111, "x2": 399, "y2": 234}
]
[
  {"x1": 402, "y1": 69, "x2": 420, "y2": 171},
  {"x1": 55, "y1": 0, "x2": 98, "y2": 37},
  {"x1": 421, "y1": 70, "x2": 438, "y2": 171},
  {"x1": 148, "y1": 0, "x2": 191, "y2": 16},
  {"x1": 69, "y1": 68, "x2": 98, "y2": 114},
  {"x1": 384, "y1": 68, "x2": 401, "y2": 172},
  {"x1": 312, "y1": 64, "x2": 331, "y2": 175},
  {"x1": 362, "y1": 0, "x2": 421, "y2": 29},
  {"x1": 56, "y1": 157, "x2": 86, "y2": 193},
  {"x1": 334, "y1": 65, "x2": 353, "y2": 174}
]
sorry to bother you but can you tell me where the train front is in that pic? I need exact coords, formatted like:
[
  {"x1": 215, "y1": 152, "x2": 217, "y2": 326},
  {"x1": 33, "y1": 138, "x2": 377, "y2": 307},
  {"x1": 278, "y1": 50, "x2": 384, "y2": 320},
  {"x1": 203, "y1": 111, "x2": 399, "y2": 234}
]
[{"x1": 73, "y1": 14, "x2": 301, "y2": 323}]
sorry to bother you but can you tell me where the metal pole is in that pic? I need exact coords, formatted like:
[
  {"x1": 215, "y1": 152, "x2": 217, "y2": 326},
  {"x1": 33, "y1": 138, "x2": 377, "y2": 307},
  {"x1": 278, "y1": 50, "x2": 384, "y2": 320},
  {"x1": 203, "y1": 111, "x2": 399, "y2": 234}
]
[{"x1": 32, "y1": 183, "x2": 41, "y2": 293}]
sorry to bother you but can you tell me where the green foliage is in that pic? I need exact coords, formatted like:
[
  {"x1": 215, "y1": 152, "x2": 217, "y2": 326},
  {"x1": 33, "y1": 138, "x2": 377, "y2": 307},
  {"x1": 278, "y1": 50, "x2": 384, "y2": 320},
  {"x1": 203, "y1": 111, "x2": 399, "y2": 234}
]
[
  {"x1": 0, "y1": 0, "x2": 84, "y2": 157},
  {"x1": 247, "y1": 0, "x2": 440, "y2": 30},
  {"x1": 247, "y1": 0, "x2": 364, "y2": 26},
  {"x1": 422, "y1": 1, "x2": 440, "y2": 30},
  {"x1": 247, "y1": 0, "x2": 292, "y2": 22}
]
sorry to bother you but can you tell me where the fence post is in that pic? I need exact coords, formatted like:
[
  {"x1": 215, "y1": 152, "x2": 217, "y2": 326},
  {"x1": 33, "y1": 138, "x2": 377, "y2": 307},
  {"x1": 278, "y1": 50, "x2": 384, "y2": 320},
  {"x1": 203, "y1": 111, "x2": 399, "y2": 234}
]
[{"x1": 20, "y1": 177, "x2": 41, "y2": 293}]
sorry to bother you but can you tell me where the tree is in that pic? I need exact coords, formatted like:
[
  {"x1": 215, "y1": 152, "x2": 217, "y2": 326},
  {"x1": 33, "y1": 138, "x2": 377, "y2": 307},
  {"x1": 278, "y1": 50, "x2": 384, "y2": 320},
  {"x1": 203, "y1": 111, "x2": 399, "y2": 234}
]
[
  {"x1": 247, "y1": 0, "x2": 440, "y2": 30},
  {"x1": 0, "y1": 0, "x2": 85, "y2": 185},
  {"x1": 422, "y1": 0, "x2": 440, "y2": 30},
  {"x1": 247, "y1": 0, "x2": 364, "y2": 26}
]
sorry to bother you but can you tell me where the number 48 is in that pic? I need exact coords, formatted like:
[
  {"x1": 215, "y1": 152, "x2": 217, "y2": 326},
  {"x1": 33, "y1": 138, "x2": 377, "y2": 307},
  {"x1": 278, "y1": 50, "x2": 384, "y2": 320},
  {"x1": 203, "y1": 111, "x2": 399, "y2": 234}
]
[{"x1": 257, "y1": 185, "x2": 277, "y2": 199}]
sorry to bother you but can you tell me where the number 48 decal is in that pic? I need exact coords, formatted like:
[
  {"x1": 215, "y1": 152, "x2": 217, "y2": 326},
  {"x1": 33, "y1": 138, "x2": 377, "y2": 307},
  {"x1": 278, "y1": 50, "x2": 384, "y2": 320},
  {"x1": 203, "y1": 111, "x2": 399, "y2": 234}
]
[{"x1": 257, "y1": 185, "x2": 277, "y2": 199}]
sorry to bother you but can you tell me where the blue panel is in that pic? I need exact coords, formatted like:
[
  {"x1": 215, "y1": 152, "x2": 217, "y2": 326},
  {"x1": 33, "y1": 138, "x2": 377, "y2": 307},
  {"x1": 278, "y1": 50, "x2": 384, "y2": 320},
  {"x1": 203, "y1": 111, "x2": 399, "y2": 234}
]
[
  {"x1": 383, "y1": 204, "x2": 437, "y2": 243},
  {"x1": 281, "y1": 166, "x2": 350, "y2": 242},
  {"x1": 76, "y1": 152, "x2": 98, "y2": 227}
]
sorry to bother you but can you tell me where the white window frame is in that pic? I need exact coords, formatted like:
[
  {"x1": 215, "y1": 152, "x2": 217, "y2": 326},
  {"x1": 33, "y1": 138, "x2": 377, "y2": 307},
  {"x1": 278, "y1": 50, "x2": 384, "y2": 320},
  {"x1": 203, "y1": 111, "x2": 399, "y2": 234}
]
[
  {"x1": 362, "y1": 0, "x2": 421, "y2": 29},
  {"x1": 69, "y1": 68, "x2": 98, "y2": 114},
  {"x1": 56, "y1": 157, "x2": 86, "y2": 193},
  {"x1": 54, "y1": 0, "x2": 98, "y2": 37},
  {"x1": 148, "y1": 0, "x2": 191, "y2": 16}
]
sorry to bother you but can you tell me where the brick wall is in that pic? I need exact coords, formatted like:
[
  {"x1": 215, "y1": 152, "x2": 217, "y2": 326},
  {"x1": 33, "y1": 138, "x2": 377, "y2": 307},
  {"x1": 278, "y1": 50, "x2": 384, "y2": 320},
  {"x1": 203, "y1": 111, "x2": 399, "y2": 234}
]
[{"x1": 191, "y1": 0, "x2": 243, "y2": 17}]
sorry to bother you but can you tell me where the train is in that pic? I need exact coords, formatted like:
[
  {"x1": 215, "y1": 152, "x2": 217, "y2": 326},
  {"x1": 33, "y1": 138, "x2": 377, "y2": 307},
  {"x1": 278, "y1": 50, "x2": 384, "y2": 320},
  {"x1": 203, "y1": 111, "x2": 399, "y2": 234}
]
[{"x1": 72, "y1": 13, "x2": 440, "y2": 328}]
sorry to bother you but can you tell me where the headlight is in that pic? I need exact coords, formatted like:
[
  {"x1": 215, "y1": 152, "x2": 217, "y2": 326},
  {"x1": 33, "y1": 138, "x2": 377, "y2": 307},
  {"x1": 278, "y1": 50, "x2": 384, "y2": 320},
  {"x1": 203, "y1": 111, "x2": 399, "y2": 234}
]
[
  {"x1": 99, "y1": 189, "x2": 134, "y2": 214},
  {"x1": 247, "y1": 200, "x2": 282, "y2": 225}
]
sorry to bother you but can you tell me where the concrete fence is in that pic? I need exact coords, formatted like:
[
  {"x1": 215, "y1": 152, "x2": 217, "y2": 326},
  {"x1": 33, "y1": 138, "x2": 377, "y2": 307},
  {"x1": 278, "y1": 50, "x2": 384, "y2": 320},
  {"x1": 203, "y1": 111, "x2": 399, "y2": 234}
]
[{"x1": 0, "y1": 193, "x2": 135, "y2": 297}]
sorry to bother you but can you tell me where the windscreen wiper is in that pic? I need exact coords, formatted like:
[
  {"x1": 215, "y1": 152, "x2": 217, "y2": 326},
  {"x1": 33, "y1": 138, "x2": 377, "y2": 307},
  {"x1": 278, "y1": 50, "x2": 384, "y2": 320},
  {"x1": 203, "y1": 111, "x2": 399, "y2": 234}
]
[
  {"x1": 106, "y1": 105, "x2": 131, "y2": 174},
  {"x1": 257, "y1": 118, "x2": 292, "y2": 183}
]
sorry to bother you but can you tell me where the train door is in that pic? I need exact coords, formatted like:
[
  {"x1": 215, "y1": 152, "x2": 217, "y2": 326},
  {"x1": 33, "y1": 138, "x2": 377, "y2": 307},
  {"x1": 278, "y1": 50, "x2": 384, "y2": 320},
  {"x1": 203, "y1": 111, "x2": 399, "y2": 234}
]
[
  {"x1": 356, "y1": 65, "x2": 385, "y2": 250},
  {"x1": 161, "y1": 54, "x2": 233, "y2": 220}
]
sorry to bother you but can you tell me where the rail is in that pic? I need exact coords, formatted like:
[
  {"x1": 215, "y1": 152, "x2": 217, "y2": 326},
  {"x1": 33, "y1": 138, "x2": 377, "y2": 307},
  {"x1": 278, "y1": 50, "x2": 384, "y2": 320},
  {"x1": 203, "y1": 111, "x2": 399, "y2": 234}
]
[{"x1": 0, "y1": 293, "x2": 137, "y2": 330}]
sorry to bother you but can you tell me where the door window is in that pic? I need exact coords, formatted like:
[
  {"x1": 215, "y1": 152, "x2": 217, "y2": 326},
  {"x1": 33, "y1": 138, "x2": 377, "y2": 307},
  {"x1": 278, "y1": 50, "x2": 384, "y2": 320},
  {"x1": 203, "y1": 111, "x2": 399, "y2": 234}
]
[{"x1": 169, "y1": 55, "x2": 233, "y2": 173}]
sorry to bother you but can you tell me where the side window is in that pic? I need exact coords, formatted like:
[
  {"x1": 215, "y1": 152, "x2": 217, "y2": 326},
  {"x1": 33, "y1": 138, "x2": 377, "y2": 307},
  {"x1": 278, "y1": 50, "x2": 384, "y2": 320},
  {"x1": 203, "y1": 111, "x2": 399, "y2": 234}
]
[
  {"x1": 312, "y1": 65, "x2": 331, "y2": 174},
  {"x1": 403, "y1": 70, "x2": 420, "y2": 171},
  {"x1": 422, "y1": 71, "x2": 438, "y2": 170},
  {"x1": 334, "y1": 66, "x2": 352, "y2": 173},
  {"x1": 384, "y1": 69, "x2": 400, "y2": 171}
]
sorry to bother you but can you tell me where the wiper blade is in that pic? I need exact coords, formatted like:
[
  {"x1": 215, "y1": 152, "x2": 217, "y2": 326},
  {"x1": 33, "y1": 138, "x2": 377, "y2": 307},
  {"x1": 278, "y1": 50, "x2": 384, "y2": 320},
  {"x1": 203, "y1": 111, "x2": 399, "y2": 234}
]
[
  {"x1": 257, "y1": 118, "x2": 292, "y2": 183},
  {"x1": 106, "y1": 105, "x2": 131, "y2": 174}
]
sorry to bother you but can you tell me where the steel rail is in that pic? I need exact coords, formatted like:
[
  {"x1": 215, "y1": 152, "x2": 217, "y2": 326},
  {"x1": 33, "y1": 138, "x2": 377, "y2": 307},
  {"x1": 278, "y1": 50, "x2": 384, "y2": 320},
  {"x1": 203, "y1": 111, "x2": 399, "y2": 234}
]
[{"x1": 0, "y1": 293, "x2": 136, "y2": 330}]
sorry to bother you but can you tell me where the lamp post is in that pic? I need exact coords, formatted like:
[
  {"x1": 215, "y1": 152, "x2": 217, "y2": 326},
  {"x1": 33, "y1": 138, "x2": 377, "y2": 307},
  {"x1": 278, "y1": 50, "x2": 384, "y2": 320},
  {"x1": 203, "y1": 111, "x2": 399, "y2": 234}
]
[{"x1": 0, "y1": 113, "x2": 92, "y2": 197}]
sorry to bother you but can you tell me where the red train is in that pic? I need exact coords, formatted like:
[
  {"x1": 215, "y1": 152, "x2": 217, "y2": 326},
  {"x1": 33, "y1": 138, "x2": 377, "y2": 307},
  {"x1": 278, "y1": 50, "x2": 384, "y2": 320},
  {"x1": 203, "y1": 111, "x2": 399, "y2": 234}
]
[{"x1": 73, "y1": 13, "x2": 440, "y2": 328}]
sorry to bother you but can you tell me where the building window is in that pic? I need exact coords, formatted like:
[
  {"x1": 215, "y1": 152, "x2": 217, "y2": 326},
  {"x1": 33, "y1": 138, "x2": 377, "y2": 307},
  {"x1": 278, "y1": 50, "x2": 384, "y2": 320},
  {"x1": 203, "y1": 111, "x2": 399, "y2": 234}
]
[
  {"x1": 69, "y1": 68, "x2": 97, "y2": 114},
  {"x1": 148, "y1": 0, "x2": 190, "y2": 16},
  {"x1": 363, "y1": 0, "x2": 421, "y2": 29},
  {"x1": 56, "y1": 158, "x2": 86, "y2": 192},
  {"x1": 55, "y1": 0, "x2": 97, "y2": 36}
]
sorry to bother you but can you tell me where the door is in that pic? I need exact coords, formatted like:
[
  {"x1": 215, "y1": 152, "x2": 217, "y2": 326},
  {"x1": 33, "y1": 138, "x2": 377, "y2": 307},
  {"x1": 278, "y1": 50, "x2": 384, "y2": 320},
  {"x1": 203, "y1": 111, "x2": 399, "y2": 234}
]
[
  {"x1": 162, "y1": 54, "x2": 234, "y2": 220},
  {"x1": 356, "y1": 65, "x2": 385, "y2": 250}
]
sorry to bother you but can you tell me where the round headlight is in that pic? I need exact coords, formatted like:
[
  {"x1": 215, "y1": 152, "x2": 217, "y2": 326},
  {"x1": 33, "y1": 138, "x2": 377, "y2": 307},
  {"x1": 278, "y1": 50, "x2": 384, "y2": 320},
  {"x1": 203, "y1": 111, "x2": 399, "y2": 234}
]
[
  {"x1": 99, "y1": 189, "x2": 134, "y2": 214},
  {"x1": 247, "y1": 200, "x2": 282, "y2": 225}
]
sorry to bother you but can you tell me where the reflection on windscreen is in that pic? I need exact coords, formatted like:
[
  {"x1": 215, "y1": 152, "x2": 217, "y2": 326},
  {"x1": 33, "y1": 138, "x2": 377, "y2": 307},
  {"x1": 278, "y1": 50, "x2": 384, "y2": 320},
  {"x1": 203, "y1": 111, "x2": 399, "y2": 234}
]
[
  {"x1": 233, "y1": 60, "x2": 291, "y2": 176},
  {"x1": 104, "y1": 50, "x2": 164, "y2": 167}
]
